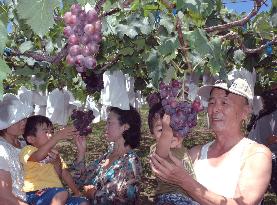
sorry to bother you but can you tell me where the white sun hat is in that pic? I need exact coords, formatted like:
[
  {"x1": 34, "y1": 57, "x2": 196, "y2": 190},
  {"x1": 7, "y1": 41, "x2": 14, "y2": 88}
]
[
  {"x1": 198, "y1": 68, "x2": 256, "y2": 105},
  {"x1": 0, "y1": 93, "x2": 33, "y2": 130}
]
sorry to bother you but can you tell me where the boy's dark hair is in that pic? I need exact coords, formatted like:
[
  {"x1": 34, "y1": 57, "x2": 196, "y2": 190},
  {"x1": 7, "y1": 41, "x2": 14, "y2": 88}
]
[
  {"x1": 147, "y1": 102, "x2": 165, "y2": 134},
  {"x1": 109, "y1": 106, "x2": 141, "y2": 149},
  {"x1": 0, "y1": 129, "x2": 6, "y2": 136},
  {"x1": 23, "y1": 115, "x2": 53, "y2": 145}
]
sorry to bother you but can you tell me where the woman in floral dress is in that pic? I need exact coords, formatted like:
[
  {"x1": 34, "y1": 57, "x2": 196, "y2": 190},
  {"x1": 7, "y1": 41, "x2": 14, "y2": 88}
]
[{"x1": 71, "y1": 106, "x2": 142, "y2": 205}]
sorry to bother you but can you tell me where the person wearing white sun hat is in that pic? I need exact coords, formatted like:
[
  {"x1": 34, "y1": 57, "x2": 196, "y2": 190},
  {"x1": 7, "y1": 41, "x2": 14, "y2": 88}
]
[
  {"x1": 150, "y1": 68, "x2": 272, "y2": 205},
  {"x1": 0, "y1": 93, "x2": 33, "y2": 204}
]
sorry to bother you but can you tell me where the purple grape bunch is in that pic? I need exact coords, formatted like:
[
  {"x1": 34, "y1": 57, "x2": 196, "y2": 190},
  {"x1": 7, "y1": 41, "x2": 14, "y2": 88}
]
[
  {"x1": 159, "y1": 80, "x2": 198, "y2": 138},
  {"x1": 63, "y1": 4, "x2": 102, "y2": 73},
  {"x1": 71, "y1": 109, "x2": 95, "y2": 136}
]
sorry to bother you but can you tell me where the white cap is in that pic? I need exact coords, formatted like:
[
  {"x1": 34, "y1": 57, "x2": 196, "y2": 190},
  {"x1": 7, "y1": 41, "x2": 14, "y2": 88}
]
[
  {"x1": 0, "y1": 94, "x2": 33, "y2": 130},
  {"x1": 198, "y1": 68, "x2": 255, "y2": 105}
]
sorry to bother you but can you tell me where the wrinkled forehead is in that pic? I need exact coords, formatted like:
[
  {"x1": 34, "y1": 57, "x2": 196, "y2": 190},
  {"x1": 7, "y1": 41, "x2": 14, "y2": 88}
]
[{"x1": 210, "y1": 88, "x2": 247, "y2": 104}]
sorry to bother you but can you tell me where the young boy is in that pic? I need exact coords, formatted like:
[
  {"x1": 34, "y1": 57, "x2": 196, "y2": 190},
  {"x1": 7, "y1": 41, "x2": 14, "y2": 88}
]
[
  {"x1": 20, "y1": 115, "x2": 88, "y2": 205},
  {"x1": 148, "y1": 102, "x2": 198, "y2": 205}
]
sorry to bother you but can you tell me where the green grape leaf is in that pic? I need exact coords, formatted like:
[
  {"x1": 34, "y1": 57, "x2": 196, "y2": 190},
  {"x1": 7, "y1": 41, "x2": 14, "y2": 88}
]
[
  {"x1": 252, "y1": 12, "x2": 273, "y2": 39},
  {"x1": 233, "y1": 49, "x2": 245, "y2": 65},
  {"x1": 133, "y1": 39, "x2": 146, "y2": 50},
  {"x1": 146, "y1": 49, "x2": 165, "y2": 88},
  {"x1": 160, "y1": 14, "x2": 174, "y2": 33},
  {"x1": 163, "y1": 67, "x2": 176, "y2": 84},
  {"x1": 0, "y1": 20, "x2": 8, "y2": 55},
  {"x1": 158, "y1": 36, "x2": 178, "y2": 56},
  {"x1": 115, "y1": 24, "x2": 138, "y2": 39},
  {"x1": 119, "y1": 47, "x2": 134, "y2": 56},
  {"x1": 19, "y1": 41, "x2": 33, "y2": 53},
  {"x1": 13, "y1": 66, "x2": 39, "y2": 76},
  {"x1": 0, "y1": 58, "x2": 11, "y2": 100},
  {"x1": 16, "y1": 0, "x2": 60, "y2": 37},
  {"x1": 185, "y1": 29, "x2": 212, "y2": 56},
  {"x1": 208, "y1": 37, "x2": 225, "y2": 74}
]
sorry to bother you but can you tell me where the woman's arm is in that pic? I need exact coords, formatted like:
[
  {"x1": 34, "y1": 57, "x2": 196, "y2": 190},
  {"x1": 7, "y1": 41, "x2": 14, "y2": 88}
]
[
  {"x1": 155, "y1": 114, "x2": 174, "y2": 158},
  {"x1": 0, "y1": 170, "x2": 28, "y2": 205},
  {"x1": 151, "y1": 144, "x2": 272, "y2": 205}
]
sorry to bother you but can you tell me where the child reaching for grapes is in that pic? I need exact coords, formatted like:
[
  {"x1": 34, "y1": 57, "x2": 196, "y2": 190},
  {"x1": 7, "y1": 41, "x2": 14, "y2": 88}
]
[
  {"x1": 20, "y1": 115, "x2": 89, "y2": 205},
  {"x1": 148, "y1": 102, "x2": 199, "y2": 205}
]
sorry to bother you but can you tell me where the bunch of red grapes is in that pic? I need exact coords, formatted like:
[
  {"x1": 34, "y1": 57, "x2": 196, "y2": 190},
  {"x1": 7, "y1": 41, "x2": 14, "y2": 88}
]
[
  {"x1": 159, "y1": 80, "x2": 198, "y2": 138},
  {"x1": 63, "y1": 4, "x2": 102, "y2": 73},
  {"x1": 71, "y1": 109, "x2": 95, "y2": 136}
]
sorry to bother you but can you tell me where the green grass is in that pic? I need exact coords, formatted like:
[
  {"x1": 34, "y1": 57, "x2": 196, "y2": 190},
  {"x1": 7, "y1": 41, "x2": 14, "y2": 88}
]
[{"x1": 58, "y1": 106, "x2": 277, "y2": 204}]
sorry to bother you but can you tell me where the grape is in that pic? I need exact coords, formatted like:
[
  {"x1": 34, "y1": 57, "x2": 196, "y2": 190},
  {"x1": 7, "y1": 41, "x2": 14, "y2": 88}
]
[
  {"x1": 84, "y1": 24, "x2": 95, "y2": 35},
  {"x1": 63, "y1": 12, "x2": 73, "y2": 25},
  {"x1": 81, "y1": 46, "x2": 91, "y2": 56},
  {"x1": 91, "y1": 33, "x2": 102, "y2": 43},
  {"x1": 84, "y1": 56, "x2": 96, "y2": 69},
  {"x1": 87, "y1": 9, "x2": 98, "y2": 23},
  {"x1": 66, "y1": 55, "x2": 75, "y2": 65},
  {"x1": 70, "y1": 4, "x2": 82, "y2": 15},
  {"x1": 69, "y1": 45, "x2": 81, "y2": 56},
  {"x1": 75, "y1": 54, "x2": 84, "y2": 66},
  {"x1": 71, "y1": 109, "x2": 95, "y2": 136},
  {"x1": 80, "y1": 35, "x2": 90, "y2": 44},
  {"x1": 63, "y1": 26, "x2": 73, "y2": 37},
  {"x1": 68, "y1": 34, "x2": 79, "y2": 45},
  {"x1": 94, "y1": 21, "x2": 102, "y2": 32},
  {"x1": 88, "y1": 42, "x2": 99, "y2": 54}
]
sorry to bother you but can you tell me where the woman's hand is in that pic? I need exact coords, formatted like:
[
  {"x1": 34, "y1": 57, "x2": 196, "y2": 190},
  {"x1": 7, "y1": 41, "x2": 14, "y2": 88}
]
[
  {"x1": 83, "y1": 184, "x2": 97, "y2": 199},
  {"x1": 150, "y1": 151, "x2": 190, "y2": 187},
  {"x1": 73, "y1": 135, "x2": 87, "y2": 162}
]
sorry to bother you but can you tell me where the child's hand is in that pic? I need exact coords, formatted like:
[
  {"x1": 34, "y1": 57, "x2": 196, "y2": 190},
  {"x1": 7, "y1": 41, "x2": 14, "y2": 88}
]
[
  {"x1": 83, "y1": 184, "x2": 97, "y2": 199},
  {"x1": 162, "y1": 114, "x2": 172, "y2": 131},
  {"x1": 54, "y1": 126, "x2": 78, "y2": 140},
  {"x1": 73, "y1": 135, "x2": 87, "y2": 163}
]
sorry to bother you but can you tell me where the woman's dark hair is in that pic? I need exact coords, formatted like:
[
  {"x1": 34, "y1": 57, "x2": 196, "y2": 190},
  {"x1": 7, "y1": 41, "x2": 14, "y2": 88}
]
[
  {"x1": 23, "y1": 115, "x2": 53, "y2": 145},
  {"x1": 109, "y1": 106, "x2": 141, "y2": 149},
  {"x1": 147, "y1": 102, "x2": 165, "y2": 134}
]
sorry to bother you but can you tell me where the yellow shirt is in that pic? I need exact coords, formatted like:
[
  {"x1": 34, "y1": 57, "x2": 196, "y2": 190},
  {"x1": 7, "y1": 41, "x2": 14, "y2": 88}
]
[
  {"x1": 150, "y1": 143, "x2": 195, "y2": 196},
  {"x1": 19, "y1": 145, "x2": 67, "y2": 192}
]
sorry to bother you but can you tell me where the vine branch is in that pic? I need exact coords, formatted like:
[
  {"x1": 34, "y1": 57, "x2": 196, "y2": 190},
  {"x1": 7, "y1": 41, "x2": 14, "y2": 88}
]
[
  {"x1": 204, "y1": 0, "x2": 264, "y2": 33},
  {"x1": 176, "y1": 17, "x2": 192, "y2": 71},
  {"x1": 221, "y1": 32, "x2": 277, "y2": 53}
]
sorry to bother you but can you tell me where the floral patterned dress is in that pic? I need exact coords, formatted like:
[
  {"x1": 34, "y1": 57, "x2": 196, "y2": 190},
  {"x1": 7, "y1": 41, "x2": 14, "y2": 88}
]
[{"x1": 71, "y1": 144, "x2": 142, "y2": 205}]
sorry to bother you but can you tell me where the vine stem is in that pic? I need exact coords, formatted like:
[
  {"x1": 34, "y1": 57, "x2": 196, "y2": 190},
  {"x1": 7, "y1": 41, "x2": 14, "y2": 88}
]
[
  {"x1": 176, "y1": 17, "x2": 192, "y2": 72},
  {"x1": 205, "y1": 0, "x2": 264, "y2": 33},
  {"x1": 221, "y1": 32, "x2": 277, "y2": 53}
]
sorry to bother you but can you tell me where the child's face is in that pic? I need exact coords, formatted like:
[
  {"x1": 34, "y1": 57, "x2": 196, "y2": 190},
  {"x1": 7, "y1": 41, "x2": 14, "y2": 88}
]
[
  {"x1": 32, "y1": 123, "x2": 53, "y2": 147},
  {"x1": 151, "y1": 115, "x2": 162, "y2": 141}
]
